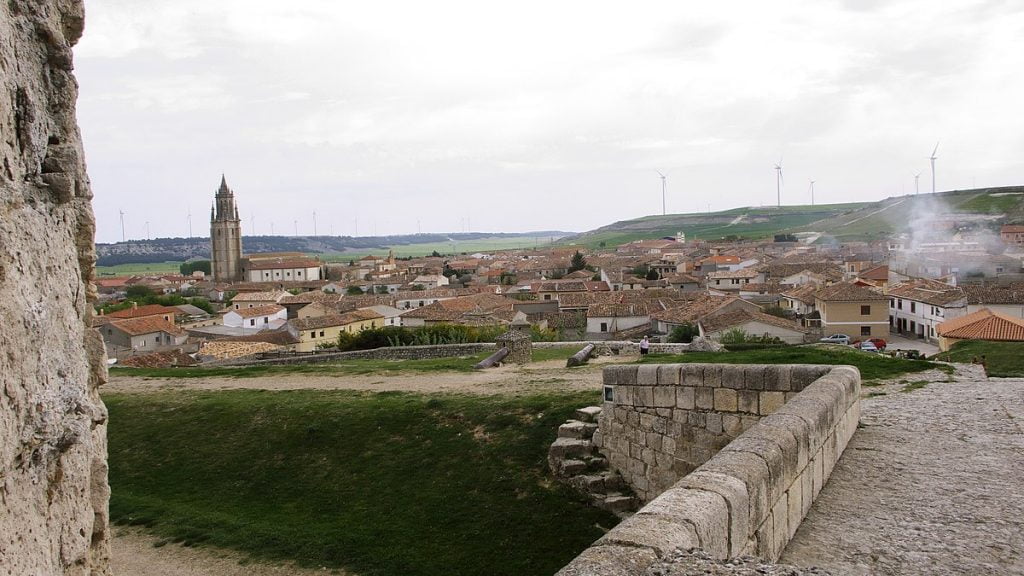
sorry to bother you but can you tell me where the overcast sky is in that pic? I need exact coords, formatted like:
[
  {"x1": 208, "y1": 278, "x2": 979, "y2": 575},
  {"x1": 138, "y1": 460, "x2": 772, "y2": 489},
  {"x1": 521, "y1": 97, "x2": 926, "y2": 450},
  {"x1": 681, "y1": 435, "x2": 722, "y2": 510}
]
[{"x1": 74, "y1": 0, "x2": 1024, "y2": 244}]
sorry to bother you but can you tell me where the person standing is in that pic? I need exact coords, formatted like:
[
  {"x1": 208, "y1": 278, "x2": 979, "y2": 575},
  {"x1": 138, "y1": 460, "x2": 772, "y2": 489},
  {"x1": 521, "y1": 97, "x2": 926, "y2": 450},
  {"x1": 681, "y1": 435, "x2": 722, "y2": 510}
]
[{"x1": 640, "y1": 336, "x2": 650, "y2": 356}]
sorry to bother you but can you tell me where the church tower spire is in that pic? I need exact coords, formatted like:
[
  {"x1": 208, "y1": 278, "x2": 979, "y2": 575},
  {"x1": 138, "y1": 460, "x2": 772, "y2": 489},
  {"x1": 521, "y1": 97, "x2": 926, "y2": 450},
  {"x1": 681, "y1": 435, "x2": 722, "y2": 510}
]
[{"x1": 210, "y1": 175, "x2": 243, "y2": 282}]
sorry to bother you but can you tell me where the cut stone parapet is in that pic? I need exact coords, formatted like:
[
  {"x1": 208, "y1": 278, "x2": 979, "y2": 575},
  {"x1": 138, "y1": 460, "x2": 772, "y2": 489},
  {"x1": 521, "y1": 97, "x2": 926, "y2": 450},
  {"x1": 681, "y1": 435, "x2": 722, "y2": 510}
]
[{"x1": 557, "y1": 363, "x2": 861, "y2": 574}]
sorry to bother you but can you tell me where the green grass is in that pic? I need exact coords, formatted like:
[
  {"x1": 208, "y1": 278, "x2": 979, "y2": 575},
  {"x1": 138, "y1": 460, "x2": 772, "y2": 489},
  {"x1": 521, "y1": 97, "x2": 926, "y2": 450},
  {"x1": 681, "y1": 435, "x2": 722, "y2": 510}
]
[
  {"x1": 97, "y1": 261, "x2": 184, "y2": 276},
  {"x1": 106, "y1": 389, "x2": 616, "y2": 576},
  {"x1": 531, "y1": 347, "x2": 583, "y2": 363},
  {"x1": 320, "y1": 236, "x2": 562, "y2": 262},
  {"x1": 111, "y1": 354, "x2": 496, "y2": 379},
  {"x1": 637, "y1": 346, "x2": 949, "y2": 382},
  {"x1": 954, "y1": 191, "x2": 1024, "y2": 214},
  {"x1": 901, "y1": 380, "x2": 929, "y2": 392},
  {"x1": 939, "y1": 340, "x2": 1024, "y2": 377}
]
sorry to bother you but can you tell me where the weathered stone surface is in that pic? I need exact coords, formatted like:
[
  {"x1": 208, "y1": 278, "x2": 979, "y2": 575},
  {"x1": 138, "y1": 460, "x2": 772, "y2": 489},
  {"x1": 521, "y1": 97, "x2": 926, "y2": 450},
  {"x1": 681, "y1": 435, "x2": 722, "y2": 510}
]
[
  {"x1": 556, "y1": 544, "x2": 660, "y2": 576},
  {"x1": 646, "y1": 548, "x2": 832, "y2": 575},
  {"x1": 0, "y1": 2, "x2": 109, "y2": 574}
]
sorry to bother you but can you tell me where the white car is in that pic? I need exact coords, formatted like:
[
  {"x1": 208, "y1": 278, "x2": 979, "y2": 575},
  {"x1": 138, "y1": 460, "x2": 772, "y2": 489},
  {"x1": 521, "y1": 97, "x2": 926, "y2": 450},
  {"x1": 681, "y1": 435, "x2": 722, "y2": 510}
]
[
  {"x1": 819, "y1": 334, "x2": 851, "y2": 345},
  {"x1": 859, "y1": 341, "x2": 879, "y2": 353}
]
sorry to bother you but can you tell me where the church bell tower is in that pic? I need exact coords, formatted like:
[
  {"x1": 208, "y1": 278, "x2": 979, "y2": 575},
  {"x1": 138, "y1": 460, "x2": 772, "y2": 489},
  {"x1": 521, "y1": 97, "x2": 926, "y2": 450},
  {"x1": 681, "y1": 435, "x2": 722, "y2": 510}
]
[{"x1": 210, "y1": 175, "x2": 243, "y2": 282}]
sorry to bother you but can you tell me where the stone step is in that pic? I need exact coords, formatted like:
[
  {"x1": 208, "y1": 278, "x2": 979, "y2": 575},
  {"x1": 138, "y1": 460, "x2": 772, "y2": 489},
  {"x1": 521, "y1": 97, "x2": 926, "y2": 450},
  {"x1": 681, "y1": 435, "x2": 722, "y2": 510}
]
[
  {"x1": 594, "y1": 492, "x2": 640, "y2": 514},
  {"x1": 584, "y1": 456, "x2": 608, "y2": 471},
  {"x1": 575, "y1": 406, "x2": 603, "y2": 423},
  {"x1": 558, "y1": 420, "x2": 599, "y2": 440},
  {"x1": 558, "y1": 459, "x2": 588, "y2": 476},
  {"x1": 548, "y1": 437, "x2": 596, "y2": 460}
]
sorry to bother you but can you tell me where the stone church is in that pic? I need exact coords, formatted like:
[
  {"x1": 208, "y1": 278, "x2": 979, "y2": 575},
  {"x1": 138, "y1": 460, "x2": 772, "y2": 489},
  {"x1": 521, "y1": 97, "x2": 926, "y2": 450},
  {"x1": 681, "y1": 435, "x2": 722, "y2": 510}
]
[{"x1": 210, "y1": 175, "x2": 243, "y2": 282}]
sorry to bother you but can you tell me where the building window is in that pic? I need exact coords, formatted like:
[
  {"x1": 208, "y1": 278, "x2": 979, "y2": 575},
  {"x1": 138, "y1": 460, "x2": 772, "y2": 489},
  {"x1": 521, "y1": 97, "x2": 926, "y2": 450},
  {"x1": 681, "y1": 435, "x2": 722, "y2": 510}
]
[
  {"x1": 319, "y1": 331, "x2": 325, "y2": 337},
  {"x1": 250, "y1": 319, "x2": 255, "y2": 326},
  {"x1": 264, "y1": 317, "x2": 269, "y2": 324},
  {"x1": 544, "y1": 294, "x2": 551, "y2": 300},
  {"x1": 861, "y1": 305, "x2": 871, "y2": 315},
  {"x1": 861, "y1": 326, "x2": 871, "y2": 336},
  {"x1": 310, "y1": 331, "x2": 316, "y2": 338},
  {"x1": 897, "y1": 299, "x2": 902, "y2": 310},
  {"x1": 890, "y1": 299, "x2": 895, "y2": 309},
  {"x1": 600, "y1": 322, "x2": 608, "y2": 332},
  {"x1": 910, "y1": 302, "x2": 916, "y2": 313}
]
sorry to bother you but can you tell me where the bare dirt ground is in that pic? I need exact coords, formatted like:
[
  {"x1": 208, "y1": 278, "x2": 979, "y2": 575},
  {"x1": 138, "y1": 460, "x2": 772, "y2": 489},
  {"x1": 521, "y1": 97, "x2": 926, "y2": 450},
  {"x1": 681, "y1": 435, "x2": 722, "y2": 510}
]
[
  {"x1": 103, "y1": 356, "x2": 620, "y2": 396},
  {"x1": 782, "y1": 364, "x2": 1024, "y2": 575},
  {"x1": 104, "y1": 355, "x2": 617, "y2": 576},
  {"x1": 110, "y1": 527, "x2": 336, "y2": 576}
]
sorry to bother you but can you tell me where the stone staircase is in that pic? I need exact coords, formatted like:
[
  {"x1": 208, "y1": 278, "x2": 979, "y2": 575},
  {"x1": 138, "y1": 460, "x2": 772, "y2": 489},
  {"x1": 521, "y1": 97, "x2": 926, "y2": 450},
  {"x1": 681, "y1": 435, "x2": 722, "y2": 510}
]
[{"x1": 548, "y1": 406, "x2": 640, "y2": 517}]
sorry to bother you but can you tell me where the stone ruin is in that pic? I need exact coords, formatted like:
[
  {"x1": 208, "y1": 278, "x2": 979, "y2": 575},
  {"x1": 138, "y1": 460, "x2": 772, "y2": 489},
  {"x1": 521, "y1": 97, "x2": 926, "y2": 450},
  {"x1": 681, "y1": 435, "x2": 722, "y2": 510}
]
[
  {"x1": 1, "y1": 1, "x2": 111, "y2": 574},
  {"x1": 494, "y1": 312, "x2": 533, "y2": 364}
]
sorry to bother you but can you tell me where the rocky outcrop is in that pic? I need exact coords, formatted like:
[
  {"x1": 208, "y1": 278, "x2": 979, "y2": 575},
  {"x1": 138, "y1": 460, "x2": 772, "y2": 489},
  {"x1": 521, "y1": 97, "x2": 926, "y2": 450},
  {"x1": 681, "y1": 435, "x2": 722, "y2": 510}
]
[{"x1": 1, "y1": 1, "x2": 110, "y2": 574}]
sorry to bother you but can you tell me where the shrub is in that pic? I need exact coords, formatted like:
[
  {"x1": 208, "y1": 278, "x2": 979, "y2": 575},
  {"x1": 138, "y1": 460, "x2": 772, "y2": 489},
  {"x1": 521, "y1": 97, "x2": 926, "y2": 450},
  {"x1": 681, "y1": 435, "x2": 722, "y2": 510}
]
[{"x1": 668, "y1": 323, "x2": 698, "y2": 343}]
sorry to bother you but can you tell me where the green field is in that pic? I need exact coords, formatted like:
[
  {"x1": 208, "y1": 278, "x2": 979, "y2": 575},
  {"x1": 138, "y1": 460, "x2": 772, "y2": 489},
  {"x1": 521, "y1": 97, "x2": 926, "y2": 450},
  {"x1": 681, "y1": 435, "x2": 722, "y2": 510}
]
[
  {"x1": 565, "y1": 203, "x2": 869, "y2": 248},
  {"x1": 96, "y1": 261, "x2": 184, "y2": 276},
  {"x1": 639, "y1": 346, "x2": 949, "y2": 382},
  {"x1": 106, "y1": 389, "x2": 616, "y2": 576},
  {"x1": 320, "y1": 236, "x2": 561, "y2": 262}
]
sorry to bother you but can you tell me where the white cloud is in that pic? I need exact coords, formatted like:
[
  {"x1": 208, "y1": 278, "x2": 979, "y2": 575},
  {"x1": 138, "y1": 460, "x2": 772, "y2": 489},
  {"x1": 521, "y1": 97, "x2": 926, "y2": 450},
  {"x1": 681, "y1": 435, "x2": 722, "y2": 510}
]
[{"x1": 74, "y1": 0, "x2": 1024, "y2": 242}]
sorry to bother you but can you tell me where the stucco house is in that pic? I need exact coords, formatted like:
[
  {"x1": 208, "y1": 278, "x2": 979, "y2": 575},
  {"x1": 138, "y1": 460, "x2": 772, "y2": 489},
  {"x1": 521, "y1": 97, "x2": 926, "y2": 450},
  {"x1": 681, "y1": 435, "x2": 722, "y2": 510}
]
[
  {"x1": 100, "y1": 317, "x2": 188, "y2": 355},
  {"x1": 887, "y1": 278, "x2": 966, "y2": 342},
  {"x1": 222, "y1": 304, "x2": 288, "y2": 330},
  {"x1": 699, "y1": 309, "x2": 810, "y2": 345},
  {"x1": 935, "y1": 307, "x2": 1024, "y2": 351},
  {"x1": 287, "y1": 309, "x2": 385, "y2": 352},
  {"x1": 814, "y1": 282, "x2": 890, "y2": 340}
]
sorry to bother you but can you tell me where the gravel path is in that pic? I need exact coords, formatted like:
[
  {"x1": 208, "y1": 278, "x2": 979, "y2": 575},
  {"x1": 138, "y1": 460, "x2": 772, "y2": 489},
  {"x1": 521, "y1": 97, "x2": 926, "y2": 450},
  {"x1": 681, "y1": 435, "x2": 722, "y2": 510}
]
[{"x1": 781, "y1": 364, "x2": 1024, "y2": 575}]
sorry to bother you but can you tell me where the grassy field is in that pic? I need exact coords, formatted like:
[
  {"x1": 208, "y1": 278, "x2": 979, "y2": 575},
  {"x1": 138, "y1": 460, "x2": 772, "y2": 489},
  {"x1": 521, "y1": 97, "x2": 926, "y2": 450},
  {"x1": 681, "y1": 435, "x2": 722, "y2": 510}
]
[
  {"x1": 106, "y1": 389, "x2": 616, "y2": 576},
  {"x1": 110, "y1": 348, "x2": 579, "y2": 379},
  {"x1": 938, "y1": 340, "x2": 1024, "y2": 377},
  {"x1": 565, "y1": 203, "x2": 869, "y2": 248},
  {"x1": 97, "y1": 261, "x2": 184, "y2": 276},
  {"x1": 638, "y1": 346, "x2": 949, "y2": 382}
]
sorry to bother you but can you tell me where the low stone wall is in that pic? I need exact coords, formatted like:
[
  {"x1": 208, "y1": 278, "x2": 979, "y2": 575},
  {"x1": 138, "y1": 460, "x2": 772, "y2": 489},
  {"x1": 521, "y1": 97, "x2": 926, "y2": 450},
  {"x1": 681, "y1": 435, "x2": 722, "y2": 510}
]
[
  {"x1": 558, "y1": 363, "x2": 861, "y2": 574},
  {"x1": 596, "y1": 364, "x2": 834, "y2": 501}
]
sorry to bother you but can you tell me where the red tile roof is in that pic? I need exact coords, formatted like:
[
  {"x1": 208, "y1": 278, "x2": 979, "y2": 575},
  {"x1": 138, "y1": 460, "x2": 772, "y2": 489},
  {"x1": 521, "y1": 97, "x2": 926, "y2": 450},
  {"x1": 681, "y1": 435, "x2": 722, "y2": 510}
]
[
  {"x1": 231, "y1": 304, "x2": 286, "y2": 318},
  {"x1": 107, "y1": 317, "x2": 184, "y2": 337},
  {"x1": 106, "y1": 304, "x2": 178, "y2": 319},
  {"x1": 937, "y1": 308, "x2": 1024, "y2": 342}
]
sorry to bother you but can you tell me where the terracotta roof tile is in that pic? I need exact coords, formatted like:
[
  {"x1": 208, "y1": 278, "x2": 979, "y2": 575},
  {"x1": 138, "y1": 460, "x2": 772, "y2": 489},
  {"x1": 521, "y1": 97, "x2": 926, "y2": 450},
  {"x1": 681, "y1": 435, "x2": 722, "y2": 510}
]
[
  {"x1": 888, "y1": 279, "x2": 965, "y2": 307},
  {"x1": 815, "y1": 282, "x2": 887, "y2": 303},
  {"x1": 937, "y1": 308, "x2": 1024, "y2": 341},
  {"x1": 107, "y1": 317, "x2": 184, "y2": 337},
  {"x1": 106, "y1": 304, "x2": 178, "y2": 319}
]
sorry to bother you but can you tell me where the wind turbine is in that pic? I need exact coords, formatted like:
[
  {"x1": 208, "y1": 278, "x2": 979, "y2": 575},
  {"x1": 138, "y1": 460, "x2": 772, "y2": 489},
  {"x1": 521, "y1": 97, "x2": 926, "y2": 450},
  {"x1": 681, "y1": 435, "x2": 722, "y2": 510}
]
[
  {"x1": 119, "y1": 210, "x2": 126, "y2": 242},
  {"x1": 774, "y1": 159, "x2": 784, "y2": 207},
  {"x1": 313, "y1": 211, "x2": 317, "y2": 236},
  {"x1": 809, "y1": 180, "x2": 816, "y2": 206},
  {"x1": 929, "y1": 142, "x2": 939, "y2": 194},
  {"x1": 656, "y1": 170, "x2": 668, "y2": 215},
  {"x1": 187, "y1": 208, "x2": 192, "y2": 238},
  {"x1": 914, "y1": 172, "x2": 921, "y2": 195}
]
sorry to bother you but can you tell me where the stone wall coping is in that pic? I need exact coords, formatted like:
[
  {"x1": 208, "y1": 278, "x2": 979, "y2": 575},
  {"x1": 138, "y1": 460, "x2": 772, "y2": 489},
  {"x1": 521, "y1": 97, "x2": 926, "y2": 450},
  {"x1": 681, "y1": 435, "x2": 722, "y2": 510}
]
[{"x1": 557, "y1": 363, "x2": 861, "y2": 575}]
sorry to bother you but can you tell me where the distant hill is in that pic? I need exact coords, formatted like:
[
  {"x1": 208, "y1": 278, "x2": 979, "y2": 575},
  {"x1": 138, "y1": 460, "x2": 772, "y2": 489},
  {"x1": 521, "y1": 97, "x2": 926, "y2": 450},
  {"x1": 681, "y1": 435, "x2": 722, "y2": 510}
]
[
  {"x1": 563, "y1": 186, "x2": 1024, "y2": 247},
  {"x1": 95, "y1": 231, "x2": 572, "y2": 267}
]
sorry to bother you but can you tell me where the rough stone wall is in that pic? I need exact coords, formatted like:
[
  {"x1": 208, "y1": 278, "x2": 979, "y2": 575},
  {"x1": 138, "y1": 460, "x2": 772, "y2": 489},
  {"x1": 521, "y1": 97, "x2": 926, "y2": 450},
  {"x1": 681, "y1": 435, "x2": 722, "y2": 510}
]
[
  {"x1": 597, "y1": 364, "x2": 832, "y2": 501},
  {"x1": 0, "y1": 2, "x2": 111, "y2": 575}
]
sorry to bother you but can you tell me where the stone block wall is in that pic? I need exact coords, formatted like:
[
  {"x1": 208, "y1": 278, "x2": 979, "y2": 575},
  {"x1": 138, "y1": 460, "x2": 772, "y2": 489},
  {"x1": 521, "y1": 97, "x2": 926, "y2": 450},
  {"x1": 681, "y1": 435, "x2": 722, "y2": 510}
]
[
  {"x1": 596, "y1": 363, "x2": 833, "y2": 501},
  {"x1": 558, "y1": 363, "x2": 861, "y2": 574}
]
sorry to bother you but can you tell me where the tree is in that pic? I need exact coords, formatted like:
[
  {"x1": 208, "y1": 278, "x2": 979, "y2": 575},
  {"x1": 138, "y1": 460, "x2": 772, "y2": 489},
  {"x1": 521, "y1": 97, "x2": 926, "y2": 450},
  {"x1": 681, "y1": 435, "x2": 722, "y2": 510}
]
[
  {"x1": 645, "y1": 268, "x2": 660, "y2": 281},
  {"x1": 125, "y1": 284, "x2": 155, "y2": 299},
  {"x1": 374, "y1": 285, "x2": 390, "y2": 294},
  {"x1": 569, "y1": 250, "x2": 588, "y2": 273},
  {"x1": 632, "y1": 264, "x2": 650, "y2": 277},
  {"x1": 179, "y1": 260, "x2": 211, "y2": 275},
  {"x1": 346, "y1": 285, "x2": 365, "y2": 295},
  {"x1": 668, "y1": 323, "x2": 698, "y2": 343},
  {"x1": 762, "y1": 305, "x2": 791, "y2": 318}
]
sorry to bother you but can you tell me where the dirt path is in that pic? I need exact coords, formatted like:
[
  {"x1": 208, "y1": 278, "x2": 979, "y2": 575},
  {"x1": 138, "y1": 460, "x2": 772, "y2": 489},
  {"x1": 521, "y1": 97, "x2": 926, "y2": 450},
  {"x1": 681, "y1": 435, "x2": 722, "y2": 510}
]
[
  {"x1": 781, "y1": 364, "x2": 1024, "y2": 575},
  {"x1": 110, "y1": 527, "x2": 336, "y2": 576},
  {"x1": 103, "y1": 357, "x2": 620, "y2": 396}
]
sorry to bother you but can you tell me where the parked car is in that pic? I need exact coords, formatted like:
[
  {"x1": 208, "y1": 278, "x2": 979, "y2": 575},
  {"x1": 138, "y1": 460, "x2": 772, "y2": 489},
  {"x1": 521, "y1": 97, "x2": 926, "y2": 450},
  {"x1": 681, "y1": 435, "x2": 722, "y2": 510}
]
[
  {"x1": 819, "y1": 334, "x2": 851, "y2": 345},
  {"x1": 859, "y1": 341, "x2": 879, "y2": 353},
  {"x1": 852, "y1": 338, "x2": 887, "y2": 351}
]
